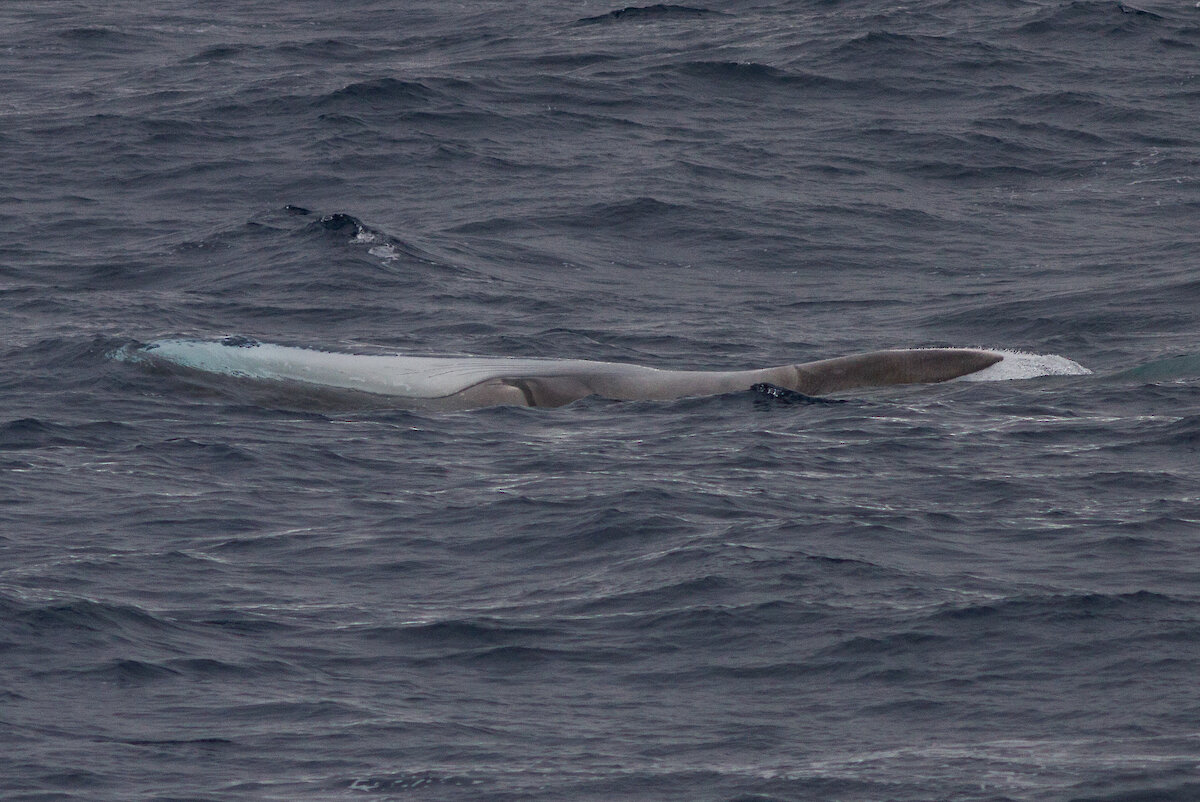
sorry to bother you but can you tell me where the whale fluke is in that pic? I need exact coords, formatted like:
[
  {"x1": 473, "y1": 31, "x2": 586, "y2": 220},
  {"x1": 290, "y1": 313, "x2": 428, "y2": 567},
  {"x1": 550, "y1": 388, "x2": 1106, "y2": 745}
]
[{"x1": 122, "y1": 340, "x2": 1013, "y2": 410}]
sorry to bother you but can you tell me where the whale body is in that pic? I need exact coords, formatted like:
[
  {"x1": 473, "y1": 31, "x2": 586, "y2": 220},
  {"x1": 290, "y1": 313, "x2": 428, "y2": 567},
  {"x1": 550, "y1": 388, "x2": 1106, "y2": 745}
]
[{"x1": 124, "y1": 339, "x2": 1032, "y2": 410}]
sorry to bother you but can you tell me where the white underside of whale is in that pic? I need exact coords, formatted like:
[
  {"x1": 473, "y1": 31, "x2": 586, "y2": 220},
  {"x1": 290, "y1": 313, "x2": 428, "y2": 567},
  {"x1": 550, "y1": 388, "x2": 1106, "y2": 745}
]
[{"x1": 140, "y1": 339, "x2": 628, "y2": 398}]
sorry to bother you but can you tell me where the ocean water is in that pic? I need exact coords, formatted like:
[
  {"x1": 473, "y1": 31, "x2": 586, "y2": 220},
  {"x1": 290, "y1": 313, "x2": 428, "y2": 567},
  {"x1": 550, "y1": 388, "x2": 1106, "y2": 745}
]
[{"x1": 3, "y1": 0, "x2": 1200, "y2": 799}]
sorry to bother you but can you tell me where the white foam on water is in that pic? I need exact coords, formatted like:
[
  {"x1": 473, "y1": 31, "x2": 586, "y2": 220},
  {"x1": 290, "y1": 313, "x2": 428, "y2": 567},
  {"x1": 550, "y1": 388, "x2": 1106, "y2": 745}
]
[{"x1": 955, "y1": 349, "x2": 1091, "y2": 382}]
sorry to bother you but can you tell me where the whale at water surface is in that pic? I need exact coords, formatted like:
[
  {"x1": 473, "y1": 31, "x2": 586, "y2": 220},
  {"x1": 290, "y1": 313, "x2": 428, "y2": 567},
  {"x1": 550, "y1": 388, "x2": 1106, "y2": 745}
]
[{"x1": 129, "y1": 339, "x2": 1088, "y2": 410}]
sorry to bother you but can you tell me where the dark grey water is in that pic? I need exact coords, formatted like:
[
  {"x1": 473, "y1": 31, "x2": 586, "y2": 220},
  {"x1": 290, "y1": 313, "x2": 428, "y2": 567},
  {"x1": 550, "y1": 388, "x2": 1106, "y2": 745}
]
[{"x1": 3, "y1": 1, "x2": 1200, "y2": 799}]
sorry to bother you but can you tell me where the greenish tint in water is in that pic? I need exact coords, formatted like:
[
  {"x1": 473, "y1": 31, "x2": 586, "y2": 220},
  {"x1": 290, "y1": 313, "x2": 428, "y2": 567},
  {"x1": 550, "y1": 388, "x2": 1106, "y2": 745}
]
[{"x1": 1111, "y1": 353, "x2": 1200, "y2": 381}]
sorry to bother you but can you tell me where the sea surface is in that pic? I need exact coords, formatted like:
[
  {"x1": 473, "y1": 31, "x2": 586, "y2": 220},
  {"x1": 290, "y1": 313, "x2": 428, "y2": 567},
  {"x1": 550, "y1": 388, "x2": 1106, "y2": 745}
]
[{"x1": 3, "y1": 1, "x2": 1200, "y2": 799}]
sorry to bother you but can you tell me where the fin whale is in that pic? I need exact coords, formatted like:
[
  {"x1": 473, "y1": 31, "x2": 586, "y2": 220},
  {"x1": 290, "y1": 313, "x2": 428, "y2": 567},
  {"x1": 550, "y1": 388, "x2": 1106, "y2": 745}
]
[{"x1": 131, "y1": 339, "x2": 1010, "y2": 410}]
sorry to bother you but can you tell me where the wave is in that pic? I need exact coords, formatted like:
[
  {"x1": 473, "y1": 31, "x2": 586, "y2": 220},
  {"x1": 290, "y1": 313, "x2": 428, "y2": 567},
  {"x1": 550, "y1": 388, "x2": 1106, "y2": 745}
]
[
  {"x1": 295, "y1": 210, "x2": 457, "y2": 269},
  {"x1": 1, "y1": 593, "x2": 178, "y2": 640},
  {"x1": 575, "y1": 4, "x2": 724, "y2": 24},
  {"x1": 1014, "y1": 0, "x2": 1165, "y2": 36},
  {"x1": 0, "y1": 417, "x2": 135, "y2": 451},
  {"x1": 316, "y1": 77, "x2": 440, "y2": 109},
  {"x1": 1109, "y1": 352, "x2": 1200, "y2": 381}
]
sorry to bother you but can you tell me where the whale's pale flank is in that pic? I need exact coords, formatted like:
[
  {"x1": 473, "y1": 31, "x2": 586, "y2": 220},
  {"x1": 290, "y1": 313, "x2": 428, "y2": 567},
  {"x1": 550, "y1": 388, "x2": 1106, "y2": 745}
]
[{"x1": 126, "y1": 339, "x2": 1090, "y2": 410}]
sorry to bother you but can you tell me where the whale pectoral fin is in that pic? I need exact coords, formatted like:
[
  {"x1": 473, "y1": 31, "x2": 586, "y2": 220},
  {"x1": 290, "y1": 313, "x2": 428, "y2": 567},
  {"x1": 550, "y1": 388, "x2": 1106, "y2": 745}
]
[{"x1": 791, "y1": 349, "x2": 1003, "y2": 395}]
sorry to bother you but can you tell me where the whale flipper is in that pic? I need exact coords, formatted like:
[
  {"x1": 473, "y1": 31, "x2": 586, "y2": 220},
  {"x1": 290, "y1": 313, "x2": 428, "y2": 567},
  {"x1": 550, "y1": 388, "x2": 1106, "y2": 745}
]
[{"x1": 789, "y1": 348, "x2": 1004, "y2": 395}]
